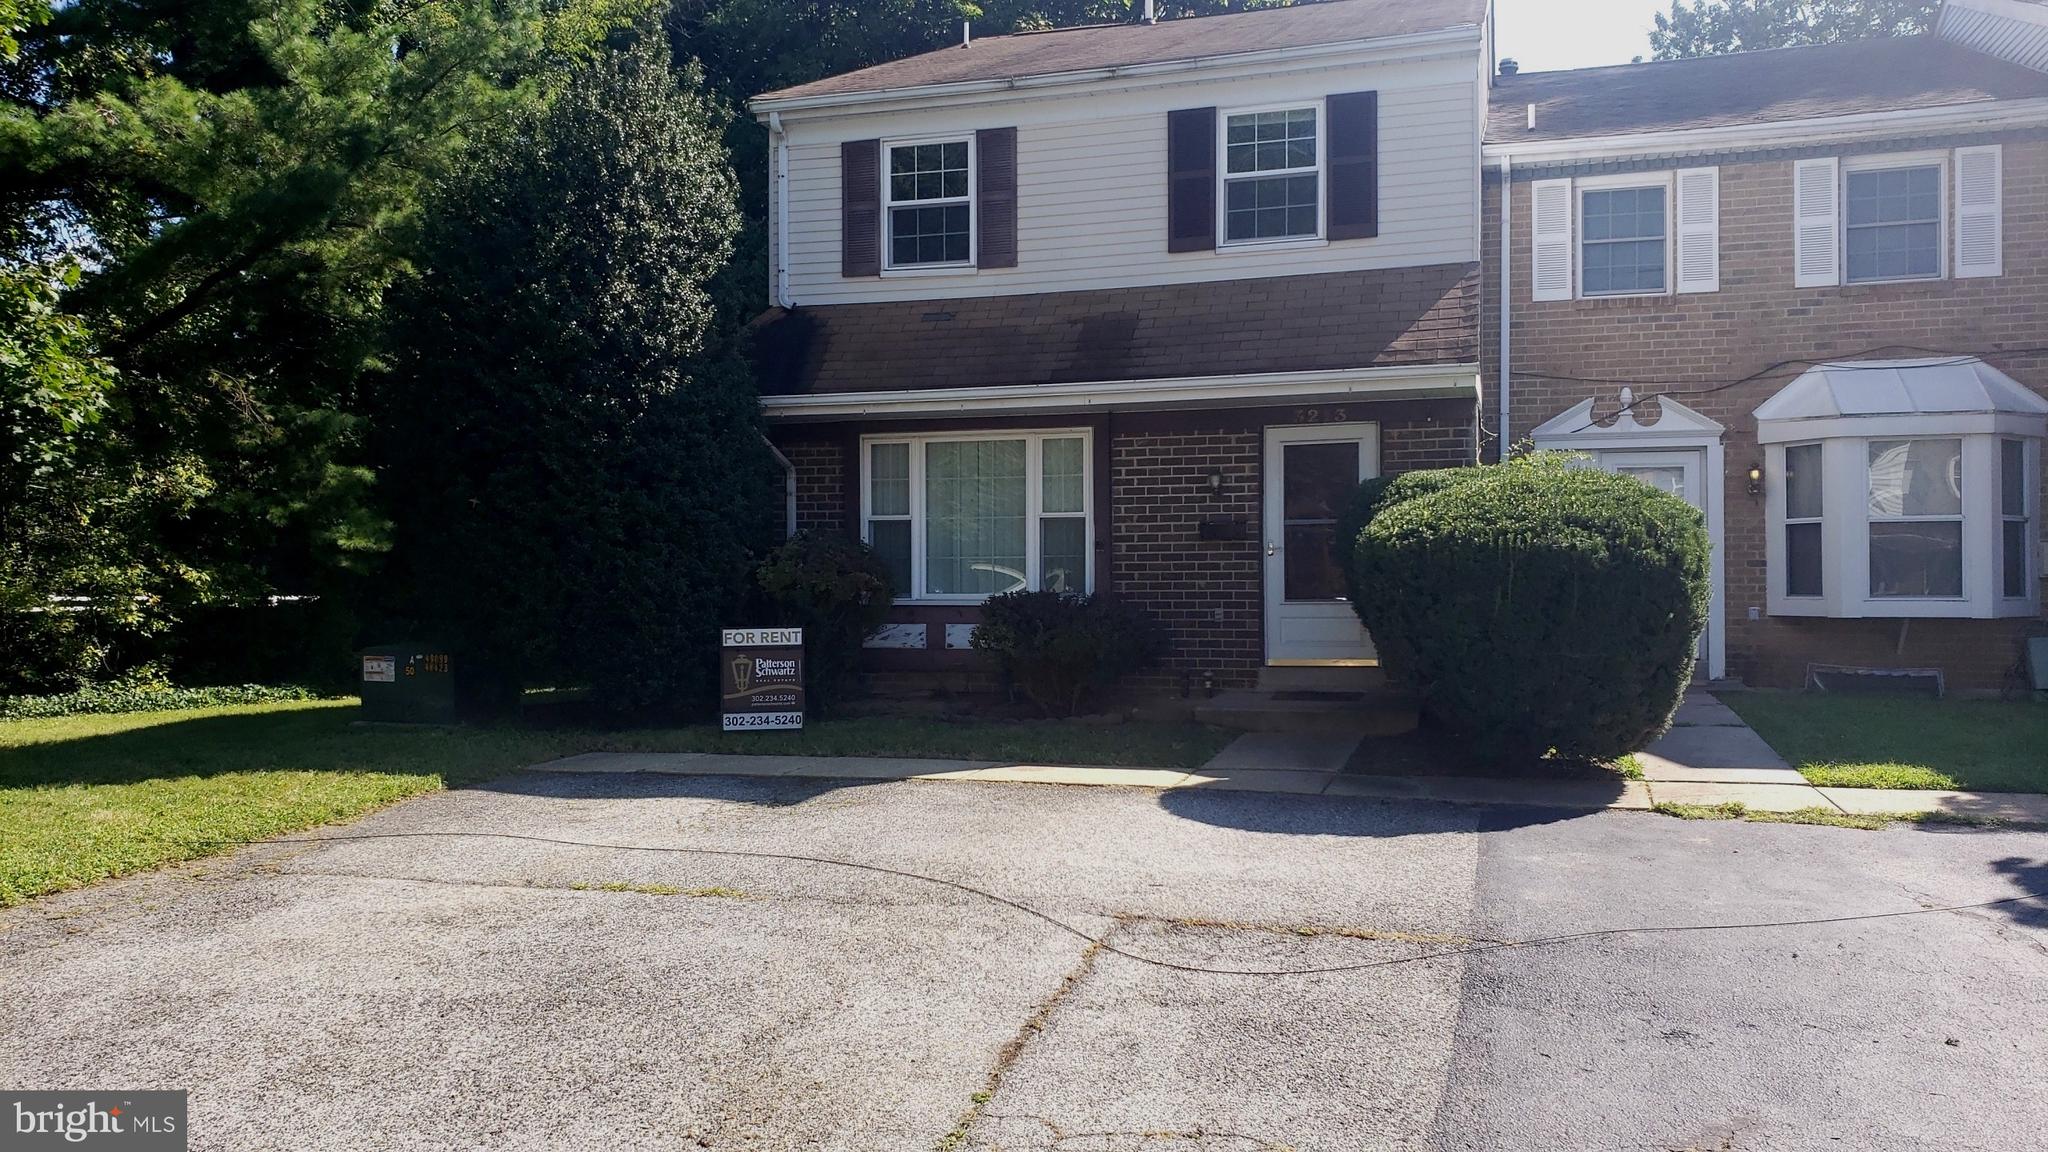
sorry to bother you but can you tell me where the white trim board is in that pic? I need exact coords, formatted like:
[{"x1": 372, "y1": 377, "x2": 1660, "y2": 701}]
[{"x1": 761, "y1": 364, "x2": 1481, "y2": 421}]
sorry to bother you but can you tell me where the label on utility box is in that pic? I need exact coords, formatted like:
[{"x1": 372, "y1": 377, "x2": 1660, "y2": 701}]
[{"x1": 361, "y1": 656, "x2": 396, "y2": 683}]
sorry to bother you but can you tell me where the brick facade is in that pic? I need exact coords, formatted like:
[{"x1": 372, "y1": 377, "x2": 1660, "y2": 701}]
[
  {"x1": 1483, "y1": 134, "x2": 2048, "y2": 692},
  {"x1": 773, "y1": 399, "x2": 1478, "y2": 697}
]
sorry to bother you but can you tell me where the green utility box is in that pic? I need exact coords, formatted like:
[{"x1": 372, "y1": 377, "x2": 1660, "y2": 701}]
[{"x1": 357, "y1": 642, "x2": 456, "y2": 724}]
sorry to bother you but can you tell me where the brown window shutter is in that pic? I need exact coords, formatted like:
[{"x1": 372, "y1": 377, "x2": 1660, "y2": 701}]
[
  {"x1": 841, "y1": 139, "x2": 880, "y2": 277},
  {"x1": 1326, "y1": 91, "x2": 1378, "y2": 241},
  {"x1": 976, "y1": 127, "x2": 1018, "y2": 269},
  {"x1": 1166, "y1": 107, "x2": 1216, "y2": 253}
]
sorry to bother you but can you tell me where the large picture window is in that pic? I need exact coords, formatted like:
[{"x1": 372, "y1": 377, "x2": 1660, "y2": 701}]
[
  {"x1": 1221, "y1": 105, "x2": 1322, "y2": 244},
  {"x1": 1867, "y1": 438, "x2": 1964, "y2": 598},
  {"x1": 884, "y1": 138, "x2": 972, "y2": 268},
  {"x1": 862, "y1": 431, "x2": 1092, "y2": 602}
]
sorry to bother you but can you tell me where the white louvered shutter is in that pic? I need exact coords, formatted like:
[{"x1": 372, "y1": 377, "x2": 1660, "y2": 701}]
[
  {"x1": 1531, "y1": 178, "x2": 1573, "y2": 301},
  {"x1": 1954, "y1": 145, "x2": 2002, "y2": 279},
  {"x1": 1792, "y1": 157, "x2": 1840, "y2": 288},
  {"x1": 1674, "y1": 167, "x2": 1720, "y2": 293}
]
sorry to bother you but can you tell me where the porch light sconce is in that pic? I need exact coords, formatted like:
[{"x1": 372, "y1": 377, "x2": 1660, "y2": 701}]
[
  {"x1": 1204, "y1": 468, "x2": 1225, "y2": 499},
  {"x1": 1746, "y1": 463, "x2": 1765, "y2": 499}
]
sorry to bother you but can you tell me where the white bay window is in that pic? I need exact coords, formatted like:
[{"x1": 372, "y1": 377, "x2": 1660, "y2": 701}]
[
  {"x1": 1758, "y1": 358, "x2": 2044, "y2": 619},
  {"x1": 862, "y1": 431, "x2": 1093, "y2": 602}
]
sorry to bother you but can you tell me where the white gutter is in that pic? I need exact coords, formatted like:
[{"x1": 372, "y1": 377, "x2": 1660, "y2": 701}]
[
  {"x1": 1496, "y1": 152, "x2": 1511, "y2": 456},
  {"x1": 750, "y1": 25, "x2": 1482, "y2": 116},
  {"x1": 768, "y1": 111, "x2": 792, "y2": 308},
  {"x1": 759, "y1": 434, "x2": 798, "y2": 537},
  {"x1": 1482, "y1": 96, "x2": 2048, "y2": 164},
  {"x1": 760, "y1": 364, "x2": 1481, "y2": 421}
]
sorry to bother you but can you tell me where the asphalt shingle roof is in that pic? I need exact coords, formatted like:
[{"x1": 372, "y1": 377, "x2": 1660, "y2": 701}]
[
  {"x1": 1488, "y1": 36, "x2": 2048, "y2": 143},
  {"x1": 753, "y1": 0, "x2": 1487, "y2": 104}
]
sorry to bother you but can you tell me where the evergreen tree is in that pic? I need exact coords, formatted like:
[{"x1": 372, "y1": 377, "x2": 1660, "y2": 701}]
[{"x1": 377, "y1": 23, "x2": 776, "y2": 717}]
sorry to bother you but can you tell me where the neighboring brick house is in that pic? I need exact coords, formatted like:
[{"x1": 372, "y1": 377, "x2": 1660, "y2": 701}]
[
  {"x1": 750, "y1": 0, "x2": 1490, "y2": 693},
  {"x1": 1484, "y1": 16, "x2": 2048, "y2": 691}
]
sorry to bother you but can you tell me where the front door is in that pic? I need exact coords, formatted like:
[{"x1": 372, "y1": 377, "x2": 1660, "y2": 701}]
[
  {"x1": 1601, "y1": 449, "x2": 1707, "y2": 661},
  {"x1": 1263, "y1": 423, "x2": 1379, "y2": 665}
]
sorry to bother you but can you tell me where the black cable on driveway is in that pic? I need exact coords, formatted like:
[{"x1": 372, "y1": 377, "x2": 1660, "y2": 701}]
[{"x1": 258, "y1": 828, "x2": 2048, "y2": 978}]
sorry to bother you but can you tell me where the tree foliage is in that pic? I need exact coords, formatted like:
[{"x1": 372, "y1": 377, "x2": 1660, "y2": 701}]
[
  {"x1": 0, "y1": 0, "x2": 642, "y2": 687},
  {"x1": 376, "y1": 24, "x2": 777, "y2": 718},
  {"x1": 1651, "y1": 0, "x2": 1938, "y2": 58}
]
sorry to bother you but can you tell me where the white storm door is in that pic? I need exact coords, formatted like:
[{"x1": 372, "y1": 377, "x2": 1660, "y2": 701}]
[
  {"x1": 1263, "y1": 423, "x2": 1379, "y2": 664},
  {"x1": 1602, "y1": 449, "x2": 1707, "y2": 660}
]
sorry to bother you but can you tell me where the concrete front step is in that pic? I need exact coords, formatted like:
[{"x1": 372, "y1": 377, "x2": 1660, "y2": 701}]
[
  {"x1": 1254, "y1": 664, "x2": 1388, "y2": 694},
  {"x1": 1193, "y1": 689, "x2": 1418, "y2": 735}
]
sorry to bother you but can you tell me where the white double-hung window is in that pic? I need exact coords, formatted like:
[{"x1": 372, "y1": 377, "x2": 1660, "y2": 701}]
[
  {"x1": 1220, "y1": 104, "x2": 1323, "y2": 244},
  {"x1": 1792, "y1": 147, "x2": 2002, "y2": 286},
  {"x1": 884, "y1": 137, "x2": 973, "y2": 269},
  {"x1": 862, "y1": 431, "x2": 1092, "y2": 602},
  {"x1": 1530, "y1": 168, "x2": 1718, "y2": 300},
  {"x1": 1758, "y1": 358, "x2": 2044, "y2": 619},
  {"x1": 1579, "y1": 181, "x2": 1668, "y2": 296},
  {"x1": 1844, "y1": 157, "x2": 1943, "y2": 283}
]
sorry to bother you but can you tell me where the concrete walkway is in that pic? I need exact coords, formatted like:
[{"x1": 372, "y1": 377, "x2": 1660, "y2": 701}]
[
  {"x1": 1634, "y1": 688, "x2": 1836, "y2": 812},
  {"x1": 524, "y1": 688, "x2": 2048, "y2": 825}
]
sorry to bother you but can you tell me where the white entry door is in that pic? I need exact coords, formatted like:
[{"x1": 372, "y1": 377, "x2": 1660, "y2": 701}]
[
  {"x1": 1600, "y1": 449, "x2": 1707, "y2": 660},
  {"x1": 1263, "y1": 423, "x2": 1379, "y2": 665}
]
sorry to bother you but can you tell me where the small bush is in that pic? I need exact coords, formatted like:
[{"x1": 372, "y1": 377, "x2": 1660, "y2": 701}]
[
  {"x1": 971, "y1": 591, "x2": 1162, "y2": 717},
  {"x1": 1348, "y1": 454, "x2": 1709, "y2": 760},
  {"x1": 0, "y1": 678, "x2": 321, "y2": 720},
  {"x1": 754, "y1": 531, "x2": 894, "y2": 713}
]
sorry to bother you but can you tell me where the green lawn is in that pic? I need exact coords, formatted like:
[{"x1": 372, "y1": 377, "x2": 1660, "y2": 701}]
[
  {"x1": 0, "y1": 701, "x2": 1233, "y2": 906},
  {"x1": 1722, "y1": 693, "x2": 2048, "y2": 794}
]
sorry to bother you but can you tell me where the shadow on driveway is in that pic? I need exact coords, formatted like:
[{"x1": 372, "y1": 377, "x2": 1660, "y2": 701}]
[{"x1": 1989, "y1": 856, "x2": 2048, "y2": 929}]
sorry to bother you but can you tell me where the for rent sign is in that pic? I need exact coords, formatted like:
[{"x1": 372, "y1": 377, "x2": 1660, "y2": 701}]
[{"x1": 721, "y1": 628, "x2": 804, "y2": 731}]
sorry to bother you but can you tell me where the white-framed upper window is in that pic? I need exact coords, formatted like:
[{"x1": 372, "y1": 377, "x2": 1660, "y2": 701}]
[
  {"x1": 2004, "y1": 438, "x2": 2036, "y2": 600},
  {"x1": 1578, "y1": 175, "x2": 1670, "y2": 297},
  {"x1": 883, "y1": 136, "x2": 974, "y2": 270},
  {"x1": 1843, "y1": 153, "x2": 1945, "y2": 285},
  {"x1": 861, "y1": 430, "x2": 1092, "y2": 603},
  {"x1": 1219, "y1": 102, "x2": 1323, "y2": 246}
]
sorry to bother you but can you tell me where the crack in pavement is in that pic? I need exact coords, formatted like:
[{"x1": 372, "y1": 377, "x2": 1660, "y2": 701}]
[
  {"x1": 983, "y1": 1112, "x2": 1301, "y2": 1151},
  {"x1": 936, "y1": 928, "x2": 1111, "y2": 1152}
]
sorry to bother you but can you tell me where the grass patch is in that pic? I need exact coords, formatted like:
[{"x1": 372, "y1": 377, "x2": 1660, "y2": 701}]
[
  {"x1": 1651, "y1": 800, "x2": 2003, "y2": 831},
  {"x1": 1722, "y1": 693, "x2": 2048, "y2": 795},
  {"x1": 1, "y1": 701, "x2": 1231, "y2": 906},
  {"x1": 1613, "y1": 754, "x2": 1646, "y2": 781}
]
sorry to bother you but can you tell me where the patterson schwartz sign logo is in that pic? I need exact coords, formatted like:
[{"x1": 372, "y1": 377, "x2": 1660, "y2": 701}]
[
  {"x1": 9, "y1": 1091, "x2": 186, "y2": 1149},
  {"x1": 721, "y1": 628, "x2": 804, "y2": 732}
]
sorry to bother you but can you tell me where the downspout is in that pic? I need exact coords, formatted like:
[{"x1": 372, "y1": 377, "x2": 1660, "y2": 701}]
[
  {"x1": 761, "y1": 435, "x2": 798, "y2": 539},
  {"x1": 769, "y1": 111, "x2": 792, "y2": 309},
  {"x1": 1496, "y1": 152, "x2": 1512, "y2": 458}
]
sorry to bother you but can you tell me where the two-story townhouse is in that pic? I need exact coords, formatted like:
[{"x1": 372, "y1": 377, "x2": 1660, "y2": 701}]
[
  {"x1": 749, "y1": 0, "x2": 1492, "y2": 695},
  {"x1": 1484, "y1": 20, "x2": 2048, "y2": 693}
]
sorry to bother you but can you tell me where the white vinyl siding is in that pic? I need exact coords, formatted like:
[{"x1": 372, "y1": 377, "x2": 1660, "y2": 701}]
[{"x1": 774, "y1": 63, "x2": 1479, "y2": 305}]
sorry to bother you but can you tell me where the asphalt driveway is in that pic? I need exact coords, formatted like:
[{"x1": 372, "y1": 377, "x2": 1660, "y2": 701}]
[{"x1": 2, "y1": 772, "x2": 2042, "y2": 1151}]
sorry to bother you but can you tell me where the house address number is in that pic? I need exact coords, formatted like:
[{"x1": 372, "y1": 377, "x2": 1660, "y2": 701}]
[{"x1": 1292, "y1": 407, "x2": 1351, "y2": 424}]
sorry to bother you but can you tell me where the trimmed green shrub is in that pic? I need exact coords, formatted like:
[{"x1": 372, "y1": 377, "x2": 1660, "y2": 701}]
[
  {"x1": 971, "y1": 591, "x2": 1163, "y2": 717},
  {"x1": 1348, "y1": 454, "x2": 1709, "y2": 760},
  {"x1": 753, "y1": 532, "x2": 895, "y2": 713}
]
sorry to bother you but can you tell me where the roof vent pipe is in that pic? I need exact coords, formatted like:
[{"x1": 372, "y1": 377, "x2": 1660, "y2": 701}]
[
  {"x1": 962, "y1": 20, "x2": 971, "y2": 46},
  {"x1": 1143, "y1": 0, "x2": 1156, "y2": 24},
  {"x1": 1526, "y1": 103, "x2": 1536, "y2": 131},
  {"x1": 1498, "y1": 57, "x2": 1518, "y2": 75}
]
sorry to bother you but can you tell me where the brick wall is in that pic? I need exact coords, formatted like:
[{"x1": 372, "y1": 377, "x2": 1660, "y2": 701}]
[
  {"x1": 1109, "y1": 424, "x2": 1264, "y2": 692},
  {"x1": 1483, "y1": 135, "x2": 2048, "y2": 690},
  {"x1": 1384, "y1": 416, "x2": 1476, "y2": 473},
  {"x1": 779, "y1": 438, "x2": 845, "y2": 534}
]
